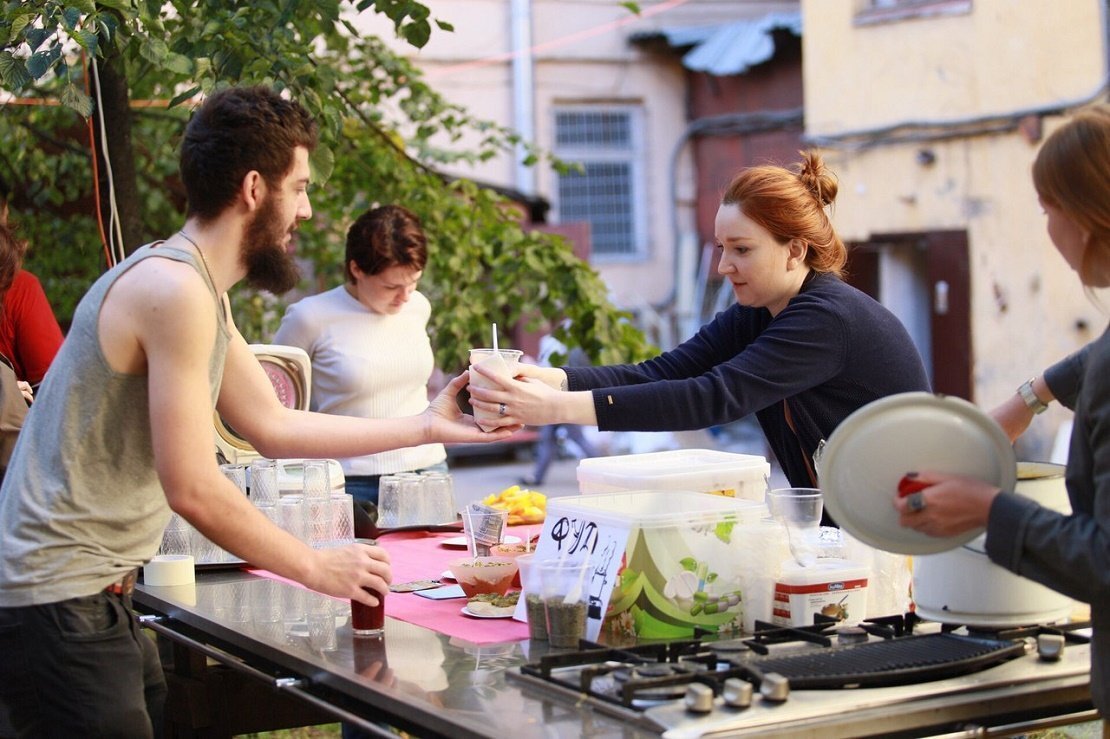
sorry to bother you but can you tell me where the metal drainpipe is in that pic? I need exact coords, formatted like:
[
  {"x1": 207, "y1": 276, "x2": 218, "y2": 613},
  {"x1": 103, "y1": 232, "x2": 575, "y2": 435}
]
[{"x1": 511, "y1": 0, "x2": 536, "y2": 196}]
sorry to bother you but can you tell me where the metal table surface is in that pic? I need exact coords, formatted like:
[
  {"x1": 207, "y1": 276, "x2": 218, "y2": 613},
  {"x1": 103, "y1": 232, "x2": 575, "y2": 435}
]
[
  {"x1": 133, "y1": 569, "x2": 658, "y2": 738},
  {"x1": 134, "y1": 570, "x2": 1097, "y2": 738}
]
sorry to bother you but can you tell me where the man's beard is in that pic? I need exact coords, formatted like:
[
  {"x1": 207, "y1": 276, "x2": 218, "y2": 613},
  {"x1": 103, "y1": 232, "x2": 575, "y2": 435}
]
[{"x1": 242, "y1": 195, "x2": 300, "y2": 294}]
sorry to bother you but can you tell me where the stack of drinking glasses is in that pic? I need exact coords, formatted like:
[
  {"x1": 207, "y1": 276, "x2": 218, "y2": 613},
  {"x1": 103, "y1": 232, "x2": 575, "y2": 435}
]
[
  {"x1": 377, "y1": 470, "x2": 457, "y2": 528},
  {"x1": 159, "y1": 458, "x2": 355, "y2": 564}
]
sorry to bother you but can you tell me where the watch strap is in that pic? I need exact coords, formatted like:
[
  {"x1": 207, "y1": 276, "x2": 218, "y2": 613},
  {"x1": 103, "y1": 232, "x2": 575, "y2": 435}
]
[{"x1": 1018, "y1": 378, "x2": 1048, "y2": 414}]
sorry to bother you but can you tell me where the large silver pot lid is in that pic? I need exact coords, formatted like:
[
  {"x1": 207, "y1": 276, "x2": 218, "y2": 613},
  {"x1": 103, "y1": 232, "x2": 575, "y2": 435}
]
[{"x1": 817, "y1": 392, "x2": 1017, "y2": 555}]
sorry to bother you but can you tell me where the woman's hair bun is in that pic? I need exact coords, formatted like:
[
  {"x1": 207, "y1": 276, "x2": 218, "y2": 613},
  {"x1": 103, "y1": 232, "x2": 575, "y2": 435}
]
[{"x1": 797, "y1": 150, "x2": 838, "y2": 208}]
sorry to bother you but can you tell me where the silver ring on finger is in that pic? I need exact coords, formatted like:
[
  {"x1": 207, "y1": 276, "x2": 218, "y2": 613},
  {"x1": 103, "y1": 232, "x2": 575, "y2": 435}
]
[
  {"x1": 498, "y1": 402, "x2": 507, "y2": 417},
  {"x1": 906, "y1": 491, "x2": 926, "y2": 513}
]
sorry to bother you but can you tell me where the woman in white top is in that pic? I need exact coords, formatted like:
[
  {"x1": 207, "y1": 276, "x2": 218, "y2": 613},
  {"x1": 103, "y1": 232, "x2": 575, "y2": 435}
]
[{"x1": 274, "y1": 205, "x2": 446, "y2": 504}]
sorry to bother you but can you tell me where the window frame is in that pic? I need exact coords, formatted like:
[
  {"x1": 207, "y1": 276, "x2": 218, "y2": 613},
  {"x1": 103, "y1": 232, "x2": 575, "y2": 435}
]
[
  {"x1": 854, "y1": 0, "x2": 972, "y2": 26},
  {"x1": 551, "y1": 103, "x2": 648, "y2": 263}
]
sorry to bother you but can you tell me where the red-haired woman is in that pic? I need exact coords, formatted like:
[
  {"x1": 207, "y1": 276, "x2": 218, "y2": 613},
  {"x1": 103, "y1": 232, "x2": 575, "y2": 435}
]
[{"x1": 470, "y1": 152, "x2": 930, "y2": 493}]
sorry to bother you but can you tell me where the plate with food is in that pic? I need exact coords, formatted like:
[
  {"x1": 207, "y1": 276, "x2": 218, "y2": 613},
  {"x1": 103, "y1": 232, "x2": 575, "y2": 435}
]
[
  {"x1": 440, "y1": 535, "x2": 522, "y2": 549},
  {"x1": 482, "y1": 485, "x2": 547, "y2": 525},
  {"x1": 461, "y1": 591, "x2": 520, "y2": 618}
]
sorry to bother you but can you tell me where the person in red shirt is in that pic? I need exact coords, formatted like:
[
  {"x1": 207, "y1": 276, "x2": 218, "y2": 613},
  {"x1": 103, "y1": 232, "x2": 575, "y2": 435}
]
[{"x1": 0, "y1": 217, "x2": 64, "y2": 396}]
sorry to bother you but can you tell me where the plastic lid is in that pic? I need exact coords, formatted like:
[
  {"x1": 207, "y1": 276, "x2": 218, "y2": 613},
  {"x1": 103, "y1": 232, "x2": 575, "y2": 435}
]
[
  {"x1": 577, "y1": 449, "x2": 769, "y2": 484},
  {"x1": 777, "y1": 557, "x2": 870, "y2": 584},
  {"x1": 817, "y1": 392, "x2": 1016, "y2": 556}
]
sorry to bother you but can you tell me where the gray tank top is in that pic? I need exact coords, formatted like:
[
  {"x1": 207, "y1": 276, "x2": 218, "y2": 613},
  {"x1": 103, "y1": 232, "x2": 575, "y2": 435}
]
[{"x1": 0, "y1": 243, "x2": 229, "y2": 606}]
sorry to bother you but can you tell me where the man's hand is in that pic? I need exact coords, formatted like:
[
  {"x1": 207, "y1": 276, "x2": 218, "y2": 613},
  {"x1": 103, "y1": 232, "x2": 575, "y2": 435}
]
[
  {"x1": 307, "y1": 541, "x2": 393, "y2": 606},
  {"x1": 16, "y1": 381, "x2": 32, "y2": 404}
]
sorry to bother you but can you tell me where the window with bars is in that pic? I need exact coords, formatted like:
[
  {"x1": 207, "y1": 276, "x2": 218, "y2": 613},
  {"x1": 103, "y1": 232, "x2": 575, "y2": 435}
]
[
  {"x1": 856, "y1": 0, "x2": 971, "y2": 24},
  {"x1": 553, "y1": 107, "x2": 645, "y2": 259}
]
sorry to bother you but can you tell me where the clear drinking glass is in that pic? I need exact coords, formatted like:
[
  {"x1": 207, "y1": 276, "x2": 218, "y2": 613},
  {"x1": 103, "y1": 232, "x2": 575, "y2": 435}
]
[
  {"x1": 539, "y1": 558, "x2": 591, "y2": 649},
  {"x1": 189, "y1": 527, "x2": 222, "y2": 566},
  {"x1": 461, "y1": 505, "x2": 507, "y2": 558},
  {"x1": 397, "y1": 474, "x2": 425, "y2": 526},
  {"x1": 377, "y1": 475, "x2": 404, "y2": 528},
  {"x1": 766, "y1": 487, "x2": 824, "y2": 567},
  {"x1": 159, "y1": 513, "x2": 193, "y2": 557},
  {"x1": 302, "y1": 460, "x2": 331, "y2": 502},
  {"x1": 330, "y1": 493, "x2": 354, "y2": 546},
  {"x1": 421, "y1": 471, "x2": 457, "y2": 524},
  {"x1": 280, "y1": 495, "x2": 308, "y2": 545},
  {"x1": 249, "y1": 458, "x2": 280, "y2": 508},
  {"x1": 219, "y1": 463, "x2": 249, "y2": 495}
]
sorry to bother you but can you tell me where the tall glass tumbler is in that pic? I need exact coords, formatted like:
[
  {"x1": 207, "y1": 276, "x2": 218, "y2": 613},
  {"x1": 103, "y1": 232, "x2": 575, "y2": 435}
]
[
  {"x1": 249, "y1": 458, "x2": 281, "y2": 508},
  {"x1": 377, "y1": 475, "x2": 404, "y2": 528},
  {"x1": 219, "y1": 463, "x2": 249, "y2": 495}
]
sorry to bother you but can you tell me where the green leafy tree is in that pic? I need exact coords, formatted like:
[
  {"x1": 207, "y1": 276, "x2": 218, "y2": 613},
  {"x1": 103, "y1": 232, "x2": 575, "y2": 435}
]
[{"x1": 0, "y1": 0, "x2": 654, "y2": 370}]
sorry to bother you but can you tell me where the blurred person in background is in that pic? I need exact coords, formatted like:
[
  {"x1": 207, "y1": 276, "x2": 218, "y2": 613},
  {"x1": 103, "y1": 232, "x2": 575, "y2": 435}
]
[
  {"x1": 471, "y1": 152, "x2": 930, "y2": 497},
  {"x1": 894, "y1": 105, "x2": 1110, "y2": 725},
  {"x1": 275, "y1": 204, "x2": 447, "y2": 506},
  {"x1": 0, "y1": 215, "x2": 64, "y2": 483},
  {"x1": 0, "y1": 210, "x2": 64, "y2": 399}
]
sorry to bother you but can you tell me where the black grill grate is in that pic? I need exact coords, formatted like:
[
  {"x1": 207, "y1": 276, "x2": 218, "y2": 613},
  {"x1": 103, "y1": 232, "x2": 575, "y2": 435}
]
[{"x1": 735, "y1": 633, "x2": 1026, "y2": 689}]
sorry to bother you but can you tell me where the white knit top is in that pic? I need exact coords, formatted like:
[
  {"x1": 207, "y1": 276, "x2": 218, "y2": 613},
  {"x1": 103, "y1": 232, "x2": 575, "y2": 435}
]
[{"x1": 273, "y1": 285, "x2": 445, "y2": 476}]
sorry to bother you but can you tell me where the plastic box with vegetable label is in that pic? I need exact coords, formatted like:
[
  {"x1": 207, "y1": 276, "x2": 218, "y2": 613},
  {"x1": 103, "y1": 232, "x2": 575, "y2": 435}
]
[
  {"x1": 576, "y1": 449, "x2": 770, "y2": 502},
  {"x1": 543, "y1": 491, "x2": 765, "y2": 642}
]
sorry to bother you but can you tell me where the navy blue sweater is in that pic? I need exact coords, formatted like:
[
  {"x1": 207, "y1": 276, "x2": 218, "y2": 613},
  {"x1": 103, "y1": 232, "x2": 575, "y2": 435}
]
[{"x1": 565, "y1": 273, "x2": 931, "y2": 488}]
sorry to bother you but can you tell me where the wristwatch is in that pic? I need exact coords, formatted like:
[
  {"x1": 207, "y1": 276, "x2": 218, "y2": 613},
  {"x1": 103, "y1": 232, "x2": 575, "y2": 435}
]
[{"x1": 1017, "y1": 378, "x2": 1048, "y2": 414}]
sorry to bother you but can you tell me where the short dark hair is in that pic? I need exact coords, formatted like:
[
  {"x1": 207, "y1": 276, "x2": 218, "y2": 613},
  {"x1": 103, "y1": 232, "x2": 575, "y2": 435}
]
[
  {"x1": 345, "y1": 205, "x2": 428, "y2": 283},
  {"x1": 180, "y1": 86, "x2": 318, "y2": 222}
]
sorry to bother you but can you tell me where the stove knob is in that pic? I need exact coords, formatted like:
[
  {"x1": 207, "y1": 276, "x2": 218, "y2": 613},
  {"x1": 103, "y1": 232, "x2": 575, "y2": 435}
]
[
  {"x1": 760, "y1": 672, "x2": 790, "y2": 703},
  {"x1": 684, "y1": 683, "x2": 715, "y2": 714},
  {"x1": 1037, "y1": 633, "x2": 1065, "y2": 662},
  {"x1": 722, "y1": 678, "x2": 753, "y2": 709}
]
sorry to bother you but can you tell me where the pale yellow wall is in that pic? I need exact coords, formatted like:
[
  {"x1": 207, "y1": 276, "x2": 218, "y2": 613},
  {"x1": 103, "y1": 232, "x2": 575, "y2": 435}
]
[
  {"x1": 803, "y1": 0, "x2": 1108, "y2": 456},
  {"x1": 804, "y1": 0, "x2": 1103, "y2": 133}
]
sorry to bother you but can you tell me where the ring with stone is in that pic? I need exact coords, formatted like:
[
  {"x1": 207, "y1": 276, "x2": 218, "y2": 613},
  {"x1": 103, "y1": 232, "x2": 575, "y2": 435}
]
[
  {"x1": 906, "y1": 491, "x2": 926, "y2": 513},
  {"x1": 498, "y1": 403, "x2": 507, "y2": 417}
]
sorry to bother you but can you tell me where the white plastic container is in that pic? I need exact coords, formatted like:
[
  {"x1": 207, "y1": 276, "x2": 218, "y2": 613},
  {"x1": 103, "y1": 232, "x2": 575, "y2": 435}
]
[
  {"x1": 577, "y1": 449, "x2": 770, "y2": 501},
  {"x1": 545, "y1": 491, "x2": 766, "y2": 640},
  {"x1": 772, "y1": 558, "x2": 870, "y2": 627}
]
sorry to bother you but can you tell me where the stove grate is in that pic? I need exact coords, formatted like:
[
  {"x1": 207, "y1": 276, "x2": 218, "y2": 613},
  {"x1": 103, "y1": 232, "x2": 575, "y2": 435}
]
[{"x1": 731, "y1": 632, "x2": 1025, "y2": 689}]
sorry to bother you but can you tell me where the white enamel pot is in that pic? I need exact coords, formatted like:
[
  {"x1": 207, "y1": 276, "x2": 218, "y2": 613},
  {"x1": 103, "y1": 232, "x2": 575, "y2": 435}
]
[{"x1": 911, "y1": 461, "x2": 1074, "y2": 626}]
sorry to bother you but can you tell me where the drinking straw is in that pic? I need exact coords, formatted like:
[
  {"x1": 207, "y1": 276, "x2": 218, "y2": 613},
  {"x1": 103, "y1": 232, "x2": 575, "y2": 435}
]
[{"x1": 492, "y1": 322, "x2": 499, "y2": 353}]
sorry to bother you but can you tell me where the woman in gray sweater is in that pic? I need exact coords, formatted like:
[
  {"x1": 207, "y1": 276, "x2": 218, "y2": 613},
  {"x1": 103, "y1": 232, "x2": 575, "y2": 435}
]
[{"x1": 895, "y1": 105, "x2": 1110, "y2": 717}]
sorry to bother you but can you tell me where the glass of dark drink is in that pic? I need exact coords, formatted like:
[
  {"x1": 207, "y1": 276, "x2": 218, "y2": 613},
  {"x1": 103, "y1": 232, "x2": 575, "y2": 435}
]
[{"x1": 351, "y1": 587, "x2": 385, "y2": 637}]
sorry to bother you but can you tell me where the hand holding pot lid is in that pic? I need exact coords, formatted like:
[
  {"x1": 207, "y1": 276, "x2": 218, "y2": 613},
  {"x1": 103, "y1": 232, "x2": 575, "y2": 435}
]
[{"x1": 817, "y1": 392, "x2": 1016, "y2": 555}]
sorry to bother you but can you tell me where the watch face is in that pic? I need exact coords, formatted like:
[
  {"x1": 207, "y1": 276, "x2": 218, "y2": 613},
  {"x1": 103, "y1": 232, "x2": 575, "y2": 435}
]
[{"x1": 260, "y1": 359, "x2": 303, "y2": 409}]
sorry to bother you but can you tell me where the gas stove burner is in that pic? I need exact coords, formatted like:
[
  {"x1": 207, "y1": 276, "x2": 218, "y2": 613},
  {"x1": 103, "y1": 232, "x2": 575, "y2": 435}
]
[
  {"x1": 612, "y1": 662, "x2": 697, "y2": 683},
  {"x1": 836, "y1": 626, "x2": 869, "y2": 645}
]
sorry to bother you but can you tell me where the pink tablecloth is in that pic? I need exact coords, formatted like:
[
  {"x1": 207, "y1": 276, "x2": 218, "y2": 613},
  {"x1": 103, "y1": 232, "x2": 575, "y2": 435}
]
[
  {"x1": 254, "y1": 527, "x2": 534, "y2": 645},
  {"x1": 381, "y1": 528, "x2": 531, "y2": 645}
]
